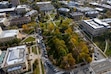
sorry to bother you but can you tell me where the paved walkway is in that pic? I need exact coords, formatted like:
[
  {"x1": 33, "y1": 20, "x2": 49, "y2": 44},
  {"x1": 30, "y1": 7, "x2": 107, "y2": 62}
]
[{"x1": 104, "y1": 39, "x2": 108, "y2": 53}]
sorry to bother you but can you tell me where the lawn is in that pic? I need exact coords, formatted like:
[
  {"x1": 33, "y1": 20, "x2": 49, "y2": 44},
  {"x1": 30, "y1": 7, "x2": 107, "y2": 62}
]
[
  {"x1": 105, "y1": 41, "x2": 111, "y2": 57},
  {"x1": 23, "y1": 36, "x2": 35, "y2": 43},
  {"x1": 55, "y1": 21, "x2": 60, "y2": 26},
  {"x1": 41, "y1": 60, "x2": 44, "y2": 74},
  {"x1": 50, "y1": 13, "x2": 55, "y2": 18},
  {"x1": 32, "y1": 46, "x2": 37, "y2": 54},
  {"x1": 33, "y1": 60, "x2": 40, "y2": 74},
  {"x1": 93, "y1": 36, "x2": 105, "y2": 51}
]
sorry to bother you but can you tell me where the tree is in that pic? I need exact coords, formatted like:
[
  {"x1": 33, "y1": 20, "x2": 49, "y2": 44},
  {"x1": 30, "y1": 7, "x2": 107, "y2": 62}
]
[
  {"x1": 47, "y1": 23, "x2": 54, "y2": 32},
  {"x1": 22, "y1": 24, "x2": 29, "y2": 31},
  {"x1": 67, "y1": 53, "x2": 76, "y2": 66},
  {"x1": 86, "y1": 57, "x2": 92, "y2": 63}
]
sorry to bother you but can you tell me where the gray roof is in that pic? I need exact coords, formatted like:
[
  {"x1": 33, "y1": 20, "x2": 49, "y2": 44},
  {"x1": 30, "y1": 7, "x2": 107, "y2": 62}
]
[
  {"x1": 58, "y1": 8, "x2": 70, "y2": 12},
  {"x1": 77, "y1": 7, "x2": 95, "y2": 12},
  {"x1": 85, "y1": 11, "x2": 99, "y2": 14},
  {"x1": 25, "y1": 10, "x2": 38, "y2": 17},
  {"x1": 37, "y1": 3, "x2": 54, "y2": 11},
  {"x1": 69, "y1": 12, "x2": 83, "y2": 16}
]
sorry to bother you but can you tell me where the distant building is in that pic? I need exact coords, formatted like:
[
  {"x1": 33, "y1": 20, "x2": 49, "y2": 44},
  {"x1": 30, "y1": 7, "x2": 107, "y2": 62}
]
[
  {"x1": 0, "y1": 1, "x2": 9, "y2": 9},
  {"x1": 36, "y1": 1, "x2": 54, "y2": 12},
  {"x1": 10, "y1": 0, "x2": 20, "y2": 6},
  {"x1": 0, "y1": 7, "x2": 15, "y2": 13},
  {"x1": 69, "y1": 12, "x2": 83, "y2": 21},
  {"x1": 0, "y1": 27, "x2": 21, "y2": 42},
  {"x1": 58, "y1": 8, "x2": 70, "y2": 15},
  {"x1": 16, "y1": 5, "x2": 30, "y2": 14},
  {"x1": 77, "y1": 7, "x2": 94, "y2": 13},
  {"x1": 0, "y1": 18, "x2": 8, "y2": 26},
  {"x1": 80, "y1": 18, "x2": 111, "y2": 36},
  {"x1": 101, "y1": 18, "x2": 111, "y2": 25},
  {"x1": 0, "y1": 13, "x2": 6, "y2": 18},
  {"x1": 95, "y1": 7, "x2": 105, "y2": 12},
  {"x1": 85, "y1": 11, "x2": 99, "y2": 18},
  {"x1": 10, "y1": 16, "x2": 31, "y2": 25},
  {"x1": 25, "y1": 10, "x2": 38, "y2": 17},
  {"x1": 1, "y1": 45, "x2": 28, "y2": 74},
  {"x1": 90, "y1": 2, "x2": 111, "y2": 10}
]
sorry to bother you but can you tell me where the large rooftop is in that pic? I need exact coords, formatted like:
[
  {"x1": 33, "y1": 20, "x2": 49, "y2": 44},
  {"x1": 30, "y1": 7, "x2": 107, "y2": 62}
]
[
  {"x1": 84, "y1": 18, "x2": 110, "y2": 29},
  {"x1": 5, "y1": 45, "x2": 26, "y2": 66},
  {"x1": 36, "y1": 1, "x2": 54, "y2": 11},
  {"x1": 0, "y1": 7, "x2": 15, "y2": 13},
  {"x1": 0, "y1": 26, "x2": 19, "y2": 39}
]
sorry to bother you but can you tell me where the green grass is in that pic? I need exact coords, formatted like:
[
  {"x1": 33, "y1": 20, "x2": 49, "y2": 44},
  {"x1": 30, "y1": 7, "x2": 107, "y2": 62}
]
[
  {"x1": 32, "y1": 46, "x2": 37, "y2": 54},
  {"x1": 23, "y1": 37, "x2": 35, "y2": 43},
  {"x1": 50, "y1": 13, "x2": 55, "y2": 18},
  {"x1": 105, "y1": 49, "x2": 111, "y2": 57},
  {"x1": 41, "y1": 61, "x2": 44, "y2": 74},
  {"x1": 23, "y1": 28, "x2": 34, "y2": 34},
  {"x1": 105, "y1": 41, "x2": 111, "y2": 57},
  {"x1": 55, "y1": 21, "x2": 60, "y2": 26},
  {"x1": 33, "y1": 60, "x2": 40, "y2": 74},
  {"x1": 93, "y1": 36, "x2": 105, "y2": 51}
]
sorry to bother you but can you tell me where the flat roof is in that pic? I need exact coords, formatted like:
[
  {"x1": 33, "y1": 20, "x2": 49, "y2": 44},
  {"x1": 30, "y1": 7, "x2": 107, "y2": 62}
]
[
  {"x1": 95, "y1": 8, "x2": 104, "y2": 11},
  {"x1": 84, "y1": 19, "x2": 104, "y2": 29},
  {"x1": 0, "y1": 1, "x2": 9, "y2": 5},
  {"x1": 102, "y1": 18, "x2": 111, "y2": 23},
  {"x1": 25, "y1": 10, "x2": 37, "y2": 16},
  {"x1": 58, "y1": 8, "x2": 70, "y2": 12},
  {"x1": 77, "y1": 7, "x2": 94, "y2": 12},
  {"x1": 0, "y1": 29, "x2": 19, "y2": 38},
  {"x1": 69, "y1": 12, "x2": 83, "y2": 16},
  {"x1": 38, "y1": 4, "x2": 54, "y2": 11},
  {"x1": 83, "y1": 18, "x2": 110, "y2": 29},
  {"x1": 17, "y1": 5, "x2": 29, "y2": 8},
  {"x1": 0, "y1": 7, "x2": 15, "y2": 13},
  {"x1": 6, "y1": 45, "x2": 26, "y2": 66},
  {"x1": 0, "y1": 13, "x2": 6, "y2": 16},
  {"x1": 0, "y1": 18, "x2": 6, "y2": 23},
  {"x1": 85, "y1": 11, "x2": 99, "y2": 14},
  {"x1": 36, "y1": 1, "x2": 51, "y2": 4}
]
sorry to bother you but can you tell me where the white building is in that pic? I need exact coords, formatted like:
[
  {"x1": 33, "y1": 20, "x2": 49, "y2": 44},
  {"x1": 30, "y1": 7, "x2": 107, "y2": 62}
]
[
  {"x1": 0, "y1": 13, "x2": 6, "y2": 18},
  {"x1": 16, "y1": 5, "x2": 30, "y2": 14},
  {"x1": 0, "y1": 18, "x2": 8, "y2": 26},
  {"x1": 0, "y1": 27, "x2": 21, "y2": 42},
  {"x1": 0, "y1": 7, "x2": 15, "y2": 13},
  {"x1": 81, "y1": 18, "x2": 111, "y2": 36},
  {"x1": 1, "y1": 45, "x2": 28, "y2": 74}
]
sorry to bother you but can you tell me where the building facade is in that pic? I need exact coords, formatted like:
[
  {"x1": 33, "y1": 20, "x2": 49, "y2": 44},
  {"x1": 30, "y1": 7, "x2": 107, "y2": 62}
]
[
  {"x1": 0, "y1": 27, "x2": 21, "y2": 42},
  {"x1": 80, "y1": 18, "x2": 110, "y2": 36},
  {"x1": 10, "y1": 16, "x2": 31, "y2": 25},
  {"x1": 1, "y1": 45, "x2": 28, "y2": 74}
]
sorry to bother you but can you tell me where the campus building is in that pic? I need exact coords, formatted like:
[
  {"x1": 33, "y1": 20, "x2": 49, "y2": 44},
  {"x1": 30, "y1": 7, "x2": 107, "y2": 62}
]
[
  {"x1": 0, "y1": 27, "x2": 21, "y2": 42},
  {"x1": 10, "y1": 0, "x2": 20, "y2": 6},
  {"x1": 36, "y1": 1, "x2": 54, "y2": 12},
  {"x1": 16, "y1": 5, "x2": 30, "y2": 14},
  {"x1": 0, "y1": 18, "x2": 8, "y2": 26},
  {"x1": 1, "y1": 45, "x2": 28, "y2": 74},
  {"x1": 9, "y1": 16, "x2": 31, "y2": 26},
  {"x1": 80, "y1": 18, "x2": 111, "y2": 36}
]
